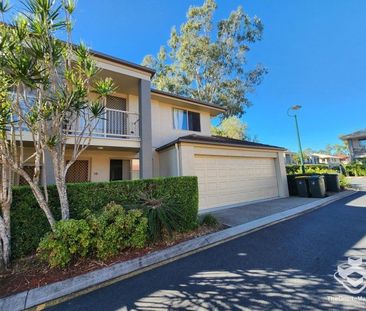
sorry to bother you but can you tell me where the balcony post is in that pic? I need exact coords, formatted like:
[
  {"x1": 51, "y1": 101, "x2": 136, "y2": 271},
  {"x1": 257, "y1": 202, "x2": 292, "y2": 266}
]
[{"x1": 138, "y1": 79, "x2": 153, "y2": 179}]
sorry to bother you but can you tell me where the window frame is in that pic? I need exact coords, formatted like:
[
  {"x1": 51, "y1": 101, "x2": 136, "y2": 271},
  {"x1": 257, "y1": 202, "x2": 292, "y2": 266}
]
[{"x1": 173, "y1": 108, "x2": 201, "y2": 132}]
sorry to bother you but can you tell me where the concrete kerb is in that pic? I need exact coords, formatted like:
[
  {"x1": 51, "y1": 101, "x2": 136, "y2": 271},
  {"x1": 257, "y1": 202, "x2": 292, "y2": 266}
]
[{"x1": 0, "y1": 190, "x2": 356, "y2": 311}]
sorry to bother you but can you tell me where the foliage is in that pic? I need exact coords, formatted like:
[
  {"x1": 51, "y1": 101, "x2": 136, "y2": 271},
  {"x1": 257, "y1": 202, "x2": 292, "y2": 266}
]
[
  {"x1": 85, "y1": 203, "x2": 147, "y2": 260},
  {"x1": 287, "y1": 166, "x2": 349, "y2": 189},
  {"x1": 11, "y1": 177, "x2": 198, "y2": 259},
  {"x1": 0, "y1": 0, "x2": 115, "y2": 223},
  {"x1": 37, "y1": 204, "x2": 148, "y2": 267},
  {"x1": 37, "y1": 219, "x2": 91, "y2": 268},
  {"x1": 211, "y1": 116, "x2": 247, "y2": 140},
  {"x1": 142, "y1": 0, "x2": 267, "y2": 117},
  {"x1": 134, "y1": 189, "x2": 184, "y2": 242},
  {"x1": 345, "y1": 163, "x2": 366, "y2": 176},
  {"x1": 318, "y1": 143, "x2": 349, "y2": 156},
  {"x1": 200, "y1": 214, "x2": 219, "y2": 227},
  {"x1": 286, "y1": 164, "x2": 329, "y2": 175}
]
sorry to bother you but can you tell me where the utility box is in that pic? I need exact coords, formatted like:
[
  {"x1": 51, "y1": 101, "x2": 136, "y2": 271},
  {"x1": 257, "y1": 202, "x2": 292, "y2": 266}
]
[
  {"x1": 324, "y1": 174, "x2": 341, "y2": 192},
  {"x1": 308, "y1": 175, "x2": 326, "y2": 198},
  {"x1": 295, "y1": 176, "x2": 310, "y2": 197}
]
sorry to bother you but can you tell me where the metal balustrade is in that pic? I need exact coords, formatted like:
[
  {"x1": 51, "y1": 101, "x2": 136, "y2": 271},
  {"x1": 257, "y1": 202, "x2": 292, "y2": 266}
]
[{"x1": 71, "y1": 109, "x2": 140, "y2": 139}]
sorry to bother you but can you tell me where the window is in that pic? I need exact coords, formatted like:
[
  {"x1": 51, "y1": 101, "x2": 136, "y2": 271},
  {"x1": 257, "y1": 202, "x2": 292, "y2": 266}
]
[
  {"x1": 359, "y1": 139, "x2": 366, "y2": 147},
  {"x1": 66, "y1": 160, "x2": 89, "y2": 183},
  {"x1": 173, "y1": 108, "x2": 201, "y2": 132}
]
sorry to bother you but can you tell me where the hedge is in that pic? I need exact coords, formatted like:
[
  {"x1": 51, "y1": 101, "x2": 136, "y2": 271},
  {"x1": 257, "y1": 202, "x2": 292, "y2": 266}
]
[
  {"x1": 286, "y1": 164, "x2": 330, "y2": 175},
  {"x1": 11, "y1": 176, "x2": 199, "y2": 259},
  {"x1": 345, "y1": 163, "x2": 366, "y2": 176}
]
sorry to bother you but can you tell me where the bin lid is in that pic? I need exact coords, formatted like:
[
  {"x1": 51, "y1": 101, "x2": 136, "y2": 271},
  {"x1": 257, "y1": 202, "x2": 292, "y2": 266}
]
[{"x1": 309, "y1": 175, "x2": 324, "y2": 180}]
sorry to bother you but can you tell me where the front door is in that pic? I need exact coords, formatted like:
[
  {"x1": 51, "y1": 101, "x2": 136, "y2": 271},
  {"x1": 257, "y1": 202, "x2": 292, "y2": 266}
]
[{"x1": 110, "y1": 159, "x2": 123, "y2": 181}]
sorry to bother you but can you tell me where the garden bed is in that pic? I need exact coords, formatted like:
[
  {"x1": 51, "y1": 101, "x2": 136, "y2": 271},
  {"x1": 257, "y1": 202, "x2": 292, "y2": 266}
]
[{"x1": 0, "y1": 224, "x2": 225, "y2": 299}]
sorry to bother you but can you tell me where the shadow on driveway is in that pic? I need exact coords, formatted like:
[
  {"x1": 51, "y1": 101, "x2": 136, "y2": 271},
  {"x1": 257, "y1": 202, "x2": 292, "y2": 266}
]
[{"x1": 51, "y1": 192, "x2": 366, "y2": 311}]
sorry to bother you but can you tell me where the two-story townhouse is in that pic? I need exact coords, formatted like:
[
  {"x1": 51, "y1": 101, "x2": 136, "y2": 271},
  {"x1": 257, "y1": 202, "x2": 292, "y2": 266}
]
[
  {"x1": 341, "y1": 129, "x2": 366, "y2": 162},
  {"x1": 17, "y1": 50, "x2": 289, "y2": 211}
]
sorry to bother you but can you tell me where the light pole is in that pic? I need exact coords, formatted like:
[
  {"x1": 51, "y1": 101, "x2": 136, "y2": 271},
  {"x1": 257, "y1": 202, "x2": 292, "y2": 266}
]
[{"x1": 287, "y1": 105, "x2": 305, "y2": 174}]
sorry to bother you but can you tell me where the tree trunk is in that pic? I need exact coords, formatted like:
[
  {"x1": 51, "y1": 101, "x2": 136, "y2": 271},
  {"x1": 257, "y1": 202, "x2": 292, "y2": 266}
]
[
  {"x1": 28, "y1": 182, "x2": 56, "y2": 228},
  {"x1": 52, "y1": 154, "x2": 70, "y2": 220},
  {"x1": 56, "y1": 176, "x2": 69, "y2": 220},
  {"x1": 0, "y1": 204, "x2": 11, "y2": 271}
]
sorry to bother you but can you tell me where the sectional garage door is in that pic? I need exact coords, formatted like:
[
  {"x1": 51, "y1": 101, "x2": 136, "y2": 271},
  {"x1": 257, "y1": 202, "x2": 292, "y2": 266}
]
[{"x1": 195, "y1": 155, "x2": 279, "y2": 209}]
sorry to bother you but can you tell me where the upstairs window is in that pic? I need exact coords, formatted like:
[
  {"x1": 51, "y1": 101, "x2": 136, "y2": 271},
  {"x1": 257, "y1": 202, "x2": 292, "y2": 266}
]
[{"x1": 173, "y1": 108, "x2": 201, "y2": 132}]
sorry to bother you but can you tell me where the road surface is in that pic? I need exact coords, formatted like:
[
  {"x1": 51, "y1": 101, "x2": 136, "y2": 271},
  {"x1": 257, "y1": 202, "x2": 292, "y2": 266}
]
[{"x1": 50, "y1": 191, "x2": 366, "y2": 310}]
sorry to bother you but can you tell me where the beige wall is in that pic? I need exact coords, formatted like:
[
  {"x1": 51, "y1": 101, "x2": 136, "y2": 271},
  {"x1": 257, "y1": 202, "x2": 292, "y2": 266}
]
[
  {"x1": 65, "y1": 149, "x2": 138, "y2": 182},
  {"x1": 158, "y1": 146, "x2": 179, "y2": 177},
  {"x1": 151, "y1": 98, "x2": 214, "y2": 177},
  {"x1": 160, "y1": 143, "x2": 289, "y2": 209},
  {"x1": 151, "y1": 99, "x2": 212, "y2": 149}
]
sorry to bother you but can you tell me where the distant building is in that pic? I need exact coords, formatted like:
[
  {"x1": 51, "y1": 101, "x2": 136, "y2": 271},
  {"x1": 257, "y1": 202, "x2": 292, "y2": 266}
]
[
  {"x1": 340, "y1": 129, "x2": 366, "y2": 162},
  {"x1": 308, "y1": 153, "x2": 345, "y2": 165},
  {"x1": 284, "y1": 151, "x2": 298, "y2": 165}
]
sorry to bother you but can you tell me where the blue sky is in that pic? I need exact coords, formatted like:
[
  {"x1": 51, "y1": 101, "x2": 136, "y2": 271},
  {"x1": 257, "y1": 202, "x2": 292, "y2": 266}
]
[{"x1": 8, "y1": 0, "x2": 366, "y2": 151}]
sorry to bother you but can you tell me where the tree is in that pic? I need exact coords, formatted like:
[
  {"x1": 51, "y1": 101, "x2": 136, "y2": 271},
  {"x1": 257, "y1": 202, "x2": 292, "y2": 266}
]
[
  {"x1": 212, "y1": 116, "x2": 247, "y2": 140},
  {"x1": 0, "y1": 72, "x2": 15, "y2": 270},
  {"x1": 142, "y1": 0, "x2": 267, "y2": 117},
  {"x1": 0, "y1": 0, "x2": 114, "y2": 266},
  {"x1": 321, "y1": 143, "x2": 349, "y2": 156}
]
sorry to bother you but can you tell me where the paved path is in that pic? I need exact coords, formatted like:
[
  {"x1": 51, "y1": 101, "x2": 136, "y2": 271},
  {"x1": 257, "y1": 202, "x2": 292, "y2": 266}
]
[
  {"x1": 347, "y1": 177, "x2": 366, "y2": 191},
  {"x1": 207, "y1": 196, "x2": 319, "y2": 227},
  {"x1": 50, "y1": 192, "x2": 366, "y2": 310}
]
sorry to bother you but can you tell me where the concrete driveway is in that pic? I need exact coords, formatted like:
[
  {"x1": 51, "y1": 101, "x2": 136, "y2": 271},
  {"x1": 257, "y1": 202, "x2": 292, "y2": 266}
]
[
  {"x1": 206, "y1": 196, "x2": 320, "y2": 227},
  {"x1": 347, "y1": 177, "x2": 366, "y2": 191},
  {"x1": 50, "y1": 192, "x2": 366, "y2": 311}
]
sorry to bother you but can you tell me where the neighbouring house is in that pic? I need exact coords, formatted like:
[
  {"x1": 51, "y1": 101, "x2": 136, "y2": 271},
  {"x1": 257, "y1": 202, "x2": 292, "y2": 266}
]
[
  {"x1": 15, "y1": 50, "x2": 289, "y2": 210},
  {"x1": 284, "y1": 151, "x2": 298, "y2": 165},
  {"x1": 306, "y1": 153, "x2": 344, "y2": 165},
  {"x1": 341, "y1": 129, "x2": 366, "y2": 162}
]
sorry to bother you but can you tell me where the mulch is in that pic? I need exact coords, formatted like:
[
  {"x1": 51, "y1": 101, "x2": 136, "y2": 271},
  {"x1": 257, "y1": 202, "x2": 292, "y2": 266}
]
[{"x1": 0, "y1": 225, "x2": 224, "y2": 299}]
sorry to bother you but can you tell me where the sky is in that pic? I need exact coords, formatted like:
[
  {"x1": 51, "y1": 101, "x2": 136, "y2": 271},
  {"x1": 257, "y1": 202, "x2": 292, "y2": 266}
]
[{"x1": 7, "y1": 0, "x2": 366, "y2": 151}]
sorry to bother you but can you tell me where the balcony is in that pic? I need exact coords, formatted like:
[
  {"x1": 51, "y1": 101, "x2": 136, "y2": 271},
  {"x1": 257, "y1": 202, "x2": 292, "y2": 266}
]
[
  {"x1": 68, "y1": 109, "x2": 140, "y2": 139},
  {"x1": 353, "y1": 146, "x2": 366, "y2": 158}
]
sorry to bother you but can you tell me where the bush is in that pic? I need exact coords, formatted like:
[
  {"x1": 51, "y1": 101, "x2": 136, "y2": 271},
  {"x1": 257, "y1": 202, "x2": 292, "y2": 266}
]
[
  {"x1": 11, "y1": 176, "x2": 198, "y2": 259},
  {"x1": 133, "y1": 189, "x2": 185, "y2": 242},
  {"x1": 37, "y1": 219, "x2": 91, "y2": 268},
  {"x1": 86, "y1": 203, "x2": 147, "y2": 260},
  {"x1": 38, "y1": 203, "x2": 148, "y2": 267},
  {"x1": 200, "y1": 214, "x2": 219, "y2": 227},
  {"x1": 286, "y1": 164, "x2": 330, "y2": 175},
  {"x1": 345, "y1": 163, "x2": 366, "y2": 176}
]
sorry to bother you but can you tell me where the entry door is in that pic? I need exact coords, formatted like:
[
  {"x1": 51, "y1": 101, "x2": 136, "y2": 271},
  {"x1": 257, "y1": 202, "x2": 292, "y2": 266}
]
[{"x1": 110, "y1": 160, "x2": 123, "y2": 181}]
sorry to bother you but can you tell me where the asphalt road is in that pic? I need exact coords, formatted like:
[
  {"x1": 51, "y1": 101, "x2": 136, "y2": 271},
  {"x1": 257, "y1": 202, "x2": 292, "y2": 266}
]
[{"x1": 50, "y1": 192, "x2": 366, "y2": 311}]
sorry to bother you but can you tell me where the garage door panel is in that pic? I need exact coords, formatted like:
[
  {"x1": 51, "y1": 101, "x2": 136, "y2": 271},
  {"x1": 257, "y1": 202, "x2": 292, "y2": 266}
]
[{"x1": 195, "y1": 155, "x2": 279, "y2": 209}]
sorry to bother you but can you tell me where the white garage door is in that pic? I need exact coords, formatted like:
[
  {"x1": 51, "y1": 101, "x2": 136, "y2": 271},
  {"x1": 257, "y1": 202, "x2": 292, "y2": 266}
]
[{"x1": 195, "y1": 155, "x2": 279, "y2": 209}]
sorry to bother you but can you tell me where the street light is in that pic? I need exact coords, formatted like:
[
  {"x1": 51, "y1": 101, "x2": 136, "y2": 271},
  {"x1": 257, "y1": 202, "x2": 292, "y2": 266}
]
[{"x1": 287, "y1": 105, "x2": 305, "y2": 174}]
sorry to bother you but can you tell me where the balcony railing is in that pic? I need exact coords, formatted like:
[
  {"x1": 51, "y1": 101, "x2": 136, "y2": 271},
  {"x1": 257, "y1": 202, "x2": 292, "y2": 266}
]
[{"x1": 67, "y1": 109, "x2": 140, "y2": 139}]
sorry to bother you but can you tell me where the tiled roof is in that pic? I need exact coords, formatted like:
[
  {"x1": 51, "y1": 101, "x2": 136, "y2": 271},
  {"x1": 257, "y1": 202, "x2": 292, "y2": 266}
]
[{"x1": 156, "y1": 134, "x2": 286, "y2": 152}]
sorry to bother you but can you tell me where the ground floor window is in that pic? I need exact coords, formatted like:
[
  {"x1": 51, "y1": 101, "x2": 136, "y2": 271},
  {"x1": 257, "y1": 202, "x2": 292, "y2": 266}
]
[{"x1": 66, "y1": 160, "x2": 90, "y2": 183}]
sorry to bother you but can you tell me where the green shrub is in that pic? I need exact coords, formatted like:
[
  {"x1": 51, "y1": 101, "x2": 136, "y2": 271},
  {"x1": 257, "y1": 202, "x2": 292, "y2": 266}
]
[
  {"x1": 133, "y1": 189, "x2": 185, "y2": 242},
  {"x1": 345, "y1": 163, "x2": 366, "y2": 176},
  {"x1": 286, "y1": 164, "x2": 330, "y2": 175},
  {"x1": 11, "y1": 177, "x2": 198, "y2": 259},
  {"x1": 37, "y1": 219, "x2": 91, "y2": 268},
  {"x1": 86, "y1": 203, "x2": 147, "y2": 260},
  {"x1": 200, "y1": 214, "x2": 219, "y2": 227}
]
